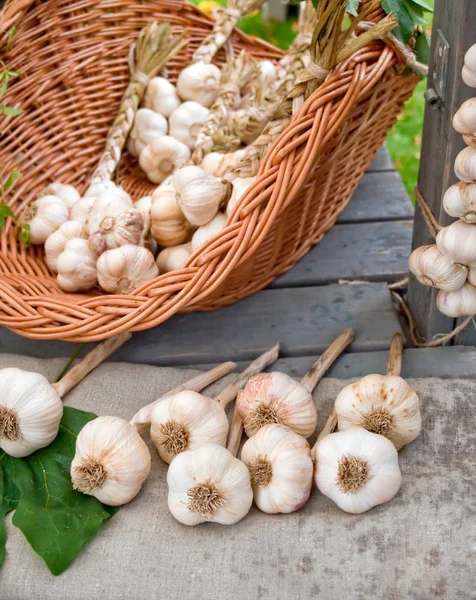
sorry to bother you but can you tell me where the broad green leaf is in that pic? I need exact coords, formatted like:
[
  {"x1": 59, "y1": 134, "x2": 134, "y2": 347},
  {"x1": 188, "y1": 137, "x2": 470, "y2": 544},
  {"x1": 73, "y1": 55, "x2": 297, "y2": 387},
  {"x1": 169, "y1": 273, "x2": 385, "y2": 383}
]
[
  {"x1": 408, "y1": 0, "x2": 433, "y2": 12},
  {"x1": 403, "y1": 0, "x2": 429, "y2": 26},
  {"x1": 3, "y1": 170, "x2": 21, "y2": 192},
  {"x1": 382, "y1": 0, "x2": 415, "y2": 44},
  {"x1": 0, "y1": 454, "x2": 20, "y2": 565},
  {"x1": 1, "y1": 106, "x2": 23, "y2": 117},
  {"x1": 19, "y1": 223, "x2": 30, "y2": 248},
  {"x1": 414, "y1": 28, "x2": 431, "y2": 68},
  {"x1": 0, "y1": 202, "x2": 15, "y2": 229},
  {"x1": 346, "y1": 0, "x2": 361, "y2": 17}
]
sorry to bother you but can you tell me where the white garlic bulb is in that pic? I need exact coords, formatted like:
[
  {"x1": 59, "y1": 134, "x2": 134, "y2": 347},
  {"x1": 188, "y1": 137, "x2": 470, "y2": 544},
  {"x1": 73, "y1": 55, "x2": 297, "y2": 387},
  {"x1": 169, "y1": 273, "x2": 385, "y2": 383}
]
[
  {"x1": 21, "y1": 195, "x2": 69, "y2": 245},
  {"x1": 0, "y1": 368, "x2": 63, "y2": 457},
  {"x1": 84, "y1": 180, "x2": 119, "y2": 199},
  {"x1": 462, "y1": 44, "x2": 476, "y2": 87},
  {"x1": 156, "y1": 243, "x2": 191, "y2": 273},
  {"x1": 42, "y1": 182, "x2": 80, "y2": 209},
  {"x1": 97, "y1": 244, "x2": 159, "y2": 294},
  {"x1": 175, "y1": 169, "x2": 230, "y2": 227},
  {"x1": 127, "y1": 108, "x2": 168, "y2": 158},
  {"x1": 453, "y1": 98, "x2": 476, "y2": 136},
  {"x1": 241, "y1": 424, "x2": 313, "y2": 514},
  {"x1": 139, "y1": 136, "x2": 191, "y2": 184},
  {"x1": 45, "y1": 220, "x2": 86, "y2": 273},
  {"x1": 409, "y1": 245, "x2": 467, "y2": 291},
  {"x1": 88, "y1": 189, "x2": 133, "y2": 236},
  {"x1": 134, "y1": 196, "x2": 152, "y2": 235},
  {"x1": 454, "y1": 146, "x2": 476, "y2": 182},
  {"x1": 443, "y1": 182, "x2": 476, "y2": 222},
  {"x1": 191, "y1": 212, "x2": 226, "y2": 251},
  {"x1": 70, "y1": 196, "x2": 95, "y2": 225},
  {"x1": 150, "y1": 188, "x2": 191, "y2": 247},
  {"x1": 56, "y1": 238, "x2": 98, "y2": 292},
  {"x1": 176, "y1": 63, "x2": 221, "y2": 108},
  {"x1": 169, "y1": 101, "x2": 210, "y2": 150},
  {"x1": 71, "y1": 416, "x2": 151, "y2": 506},
  {"x1": 143, "y1": 76, "x2": 181, "y2": 117},
  {"x1": 201, "y1": 151, "x2": 224, "y2": 175},
  {"x1": 173, "y1": 165, "x2": 207, "y2": 190},
  {"x1": 88, "y1": 208, "x2": 144, "y2": 256},
  {"x1": 227, "y1": 176, "x2": 255, "y2": 216},
  {"x1": 436, "y1": 220, "x2": 476, "y2": 267},
  {"x1": 237, "y1": 372, "x2": 317, "y2": 438},
  {"x1": 314, "y1": 427, "x2": 402, "y2": 514},
  {"x1": 150, "y1": 390, "x2": 229, "y2": 464},
  {"x1": 258, "y1": 60, "x2": 277, "y2": 86},
  {"x1": 437, "y1": 282, "x2": 476, "y2": 317},
  {"x1": 167, "y1": 443, "x2": 253, "y2": 526},
  {"x1": 468, "y1": 267, "x2": 476, "y2": 287}
]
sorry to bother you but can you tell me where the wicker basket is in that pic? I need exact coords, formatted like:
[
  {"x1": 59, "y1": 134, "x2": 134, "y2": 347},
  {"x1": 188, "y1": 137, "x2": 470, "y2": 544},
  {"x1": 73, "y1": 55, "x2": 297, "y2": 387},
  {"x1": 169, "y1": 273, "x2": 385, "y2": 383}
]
[{"x1": 0, "y1": 0, "x2": 418, "y2": 342}]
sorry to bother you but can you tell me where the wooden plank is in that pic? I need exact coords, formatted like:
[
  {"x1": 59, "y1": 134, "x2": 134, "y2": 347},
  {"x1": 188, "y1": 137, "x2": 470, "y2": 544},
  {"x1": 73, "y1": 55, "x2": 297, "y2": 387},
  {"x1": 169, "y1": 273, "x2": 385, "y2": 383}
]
[
  {"x1": 338, "y1": 172, "x2": 414, "y2": 224},
  {"x1": 271, "y1": 220, "x2": 412, "y2": 288},
  {"x1": 367, "y1": 146, "x2": 395, "y2": 172},
  {"x1": 0, "y1": 283, "x2": 402, "y2": 365}
]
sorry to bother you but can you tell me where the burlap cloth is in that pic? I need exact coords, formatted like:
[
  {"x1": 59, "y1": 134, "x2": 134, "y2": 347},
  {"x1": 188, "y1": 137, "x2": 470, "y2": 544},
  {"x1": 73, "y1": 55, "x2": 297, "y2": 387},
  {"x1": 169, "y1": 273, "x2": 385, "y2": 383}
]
[{"x1": 0, "y1": 353, "x2": 474, "y2": 600}]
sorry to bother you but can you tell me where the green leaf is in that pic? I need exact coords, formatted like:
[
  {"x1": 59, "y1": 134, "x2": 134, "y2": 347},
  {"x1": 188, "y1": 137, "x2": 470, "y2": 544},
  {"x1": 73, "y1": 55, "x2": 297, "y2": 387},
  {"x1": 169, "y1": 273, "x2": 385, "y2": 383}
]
[
  {"x1": 19, "y1": 223, "x2": 30, "y2": 248},
  {"x1": 403, "y1": 0, "x2": 428, "y2": 26},
  {"x1": 0, "y1": 202, "x2": 15, "y2": 229},
  {"x1": 0, "y1": 454, "x2": 21, "y2": 565},
  {"x1": 0, "y1": 81, "x2": 7, "y2": 99},
  {"x1": 4, "y1": 169, "x2": 21, "y2": 192},
  {"x1": 346, "y1": 0, "x2": 361, "y2": 17},
  {"x1": 407, "y1": 0, "x2": 433, "y2": 12},
  {"x1": 414, "y1": 28, "x2": 431, "y2": 67},
  {"x1": 0, "y1": 106, "x2": 23, "y2": 117},
  {"x1": 382, "y1": 0, "x2": 415, "y2": 43}
]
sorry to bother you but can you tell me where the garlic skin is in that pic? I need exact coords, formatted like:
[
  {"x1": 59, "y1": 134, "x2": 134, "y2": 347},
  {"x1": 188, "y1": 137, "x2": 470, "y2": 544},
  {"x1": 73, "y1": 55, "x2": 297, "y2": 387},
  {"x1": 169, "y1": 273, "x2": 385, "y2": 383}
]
[
  {"x1": 169, "y1": 101, "x2": 210, "y2": 150},
  {"x1": 21, "y1": 196, "x2": 69, "y2": 245},
  {"x1": 191, "y1": 212, "x2": 226, "y2": 251},
  {"x1": 70, "y1": 197, "x2": 95, "y2": 225},
  {"x1": 241, "y1": 424, "x2": 313, "y2": 514},
  {"x1": 88, "y1": 189, "x2": 133, "y2": 236},
  {"x1": 314, "y1": 427, "x2": 402, "y2": 514},
  {"x1": 143, "y1": 76, "x2": 181, "y2": 117},
  {"x1": 156, "y1": 243, "x2": 192, "y2": 273},
  {"x1": 227, "y1": 176, "x2": 255, "y2": 216},
  {"x1": 468, "y1": 267, "x2": 476, "y2": 287},
  {"x1": 71, "y1": 416, "x2": 151, "y2": 506},
  {"x1": 167, "y1": 443, "x2": 253, "y2": 526},
  {"x1": 0, "y1": 368, "x2": 63, "y2": 458},
  {"x1": 201, "y1": 152, "x2": 224, "y2": 175},
  {"x1": 454, "y1": 146, "x2": 476, "y2": 182},
  {"x1": 42, "y1": 182, "x2": 80, "y2": 209},
  {"x1": 150, "y1": 390, "x2": 229, "y2": 464},
  {"x1": 443, "y1": 182, "x2": 476, "y2": 222},
  {"x1": 436, "y1": 220, "x2": 476, "y2": 267},
  {"x1": 335, "y1": 374, "x2": 421, "y2": 450},
  {"x1": 216, "y1": 149, "x2": 247, "y2": 178},
  {"x1": 139, "y1": 136, "x2": 191, "y2": 184},
  {"x1": 176, "y1": 63, "x2": 221, "y2": 108},
  {"x1": 237, "y1": 372, "x2": 317, "y2": 438},
  {"x1": 97, "y1": 245, "x2": 159, "y2": 294},
  {"x1": 453, "y1": 98, "x2": 476, "y2": 135},
  {"x1": 258, "y1": 60, "x2": 277, "y2": 86},
  {"x1": 150, "y1": 188, "x2": 191, "y2": 247},
  {"x1": 134, "y1": 196, "x2": 152, "y2": 235},
  {"x1": 84, "y1": 180, "x2": 119, "y2": 199},
  {"x1": 173, "y1": 165, "x2": 207, "y2": 190},
  {"x1": 409, "y1": 245, "x2": 467, "y2": 291},
  {"x1": 175, "y1": 172, "x2": 230, "y2": 227},
  {"x1": 45, "y1": 220, "x2": 86, "y2": 273},
  {"x1": 462, "y1": 45, "x2": 476, "y2": 87},
  {"x1": 437, "y1": 283, "x2": 476, "y2": 317},
  {"x1": 127, "y1": 108, "x2": 168, "y2": 158},
  {"x1": 56, "y1": 238, "x2": 98, "y2": 292},
  {"x1": 88, "y1": 208, "x2": 144, "y2": 256}
]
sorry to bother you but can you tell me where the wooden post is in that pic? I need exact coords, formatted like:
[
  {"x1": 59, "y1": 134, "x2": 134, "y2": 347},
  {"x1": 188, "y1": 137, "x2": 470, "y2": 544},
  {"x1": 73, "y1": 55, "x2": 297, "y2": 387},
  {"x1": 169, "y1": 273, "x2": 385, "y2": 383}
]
[{"x1": 408, "y1": 0, "x2": 476, "y2": 345}]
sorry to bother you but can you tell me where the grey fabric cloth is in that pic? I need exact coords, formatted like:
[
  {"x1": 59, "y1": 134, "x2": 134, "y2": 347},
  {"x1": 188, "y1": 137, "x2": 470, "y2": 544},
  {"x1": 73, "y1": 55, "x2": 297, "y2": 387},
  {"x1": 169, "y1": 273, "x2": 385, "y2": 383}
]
[{"x1": 0, "y1": 353, "x2": 474, "y2": 600}]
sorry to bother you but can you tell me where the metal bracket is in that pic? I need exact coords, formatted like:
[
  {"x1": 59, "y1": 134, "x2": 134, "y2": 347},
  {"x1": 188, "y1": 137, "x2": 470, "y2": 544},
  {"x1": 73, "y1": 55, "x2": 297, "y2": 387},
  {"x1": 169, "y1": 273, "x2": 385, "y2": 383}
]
[{"x1": 426, "y1": 29, "x2": 450, "y2": 109}]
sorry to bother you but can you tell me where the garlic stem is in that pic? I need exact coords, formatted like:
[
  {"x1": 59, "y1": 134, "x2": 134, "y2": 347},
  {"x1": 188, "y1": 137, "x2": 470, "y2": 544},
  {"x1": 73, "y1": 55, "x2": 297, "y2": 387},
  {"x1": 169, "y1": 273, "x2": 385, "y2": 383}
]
[
  {"x1": 51, "y1": 332, "x2": 132, "y2": 398},
  {"x1": 227, "y1": 409, "x2": 244, "y2": 457},
  {"x1": 386, "y1": 333, "x2": 403, "y2": 377}
]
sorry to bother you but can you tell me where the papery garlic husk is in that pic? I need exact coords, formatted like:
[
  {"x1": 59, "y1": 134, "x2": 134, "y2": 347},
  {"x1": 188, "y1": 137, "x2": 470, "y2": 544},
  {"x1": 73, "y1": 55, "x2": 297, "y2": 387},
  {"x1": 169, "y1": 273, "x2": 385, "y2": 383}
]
[
  {"x1": 237, "y1": 372, "x2": 317, "y2": 438},
  {"x1": 169, "y1": 101, "x2": 210, "y2": 150},
  {"x1": 150, "y1": 188, "x2": 191, "y2": 247},
  {"x1": 127, "y1": 108, "x2": 168, "y2": 158},
  {"x1": 436, "y1": 220, "x2": 476, "y2": 267},
  {"x1": 0, "y1": 368, "x2": 63, "y2": 457},
  {"x1": 134, "y1": 196, "x2": 152, "y2": 235},
  {"x1": 71, "y1": 416, "x2": 151, "y2": 506},
  {"x1": 454, "y1": 146, "x2": 476, "y2": 182},
  {"x1": 191, "y1": 212, "x2": 226, "y2": 251},
  {"x1": 150, "y1": 390, "x2": 229, "y2": 464},
  {"x1": 173, "y1": 165, "x2": 207, "y2": 190},
  {"x1": 201, "y1": 152, "x2": 224, "y2": 175},
  {"x1": 97, "y1": 244, "x2": 159, "y2": 294},
  {"x1": 156, "y1": 242, "x2": 192, "y2": 273},
  {"x1": 175, "y1": 172, "x2": 230, "y2": 227},
  {"x1": 41, "y1": 182, "x2": 80, "y2": 209},
  {"x1": 70, "y1": 197, "x2": 95, "y2": 225},
  {"x1": 437, "y1": 282, "x2": 476, "y2": 317},
  {"x1": 462, "y1": 44, "x2": 476, "y2": 88},
  {"x1": 88, "y1": 208, "x2": 144, "y2": 256},
  {"x1": 144, "y1": 234, "x2": 159, "y2": 258},
  {"x1": 45, "y1": 220, "x2": 87, "y2": 273},
  {"x1": 88, "y1": 189, "x2": 133, "y2": 236},
  {"x1": 176, "y1": 63, "x2": 221, "y2": 108},
  {"x1": 335, "y1": 374, "x2": 421, "y2": 450},
  {"x1": 409, "y1": 244, "x2": 467, "y2": 291},
  {"x1": 258, "y1": 60, "x2": 277, "y2": 86},
  {"x1": 143, "y1": 76, "x2": 181, "y2": 117},
  {"x1": 21, "y1": 196, "x2": 69, "y2": 245},
  {"x1": 443, "y1": 182, "x2": 476, "y2": 222},
  {"x1": 139, "y1": 136, "x2": 191, "y2": 184},
  {"x1": 453, "y1": 98, "x2": 476, "y2": 135},
  {"x1": 216, "y1": 149, "x2": 247, "y2": 178},
  {"x1": 314, "y1": 427, "x2": 402, "y2": 514},
  {"x1": 84, "y1": 180, "x2": 119, "y2": 199},
  {"x1": 227, "y1": 176, "x2": 255, "y2": 216},
  {"x1": 167, "y1": 443, "x2": 253, "y2": 526},
  {"x1": 56, "y1": 238, "x2": 98, "y2": 292},
  {"x1": 241, "y1": 424, "x2": 313, "y2": 514}
]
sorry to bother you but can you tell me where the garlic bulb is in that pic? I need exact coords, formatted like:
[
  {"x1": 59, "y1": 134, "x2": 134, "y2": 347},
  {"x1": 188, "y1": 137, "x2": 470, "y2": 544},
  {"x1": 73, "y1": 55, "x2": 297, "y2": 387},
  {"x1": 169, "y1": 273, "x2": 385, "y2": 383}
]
[
  {"x1": 45, "y1": 220, "x2": 86, "y2": 272},
  {"x1": 42, "y1": 182, "x2": 80, "y2": 209},
  {"x1": 454, "y1": 146, "x2": 476, "y2": 182},
  {"x1": 127, "y1": 108, "x2": 168, "y2": 158},
  {"x1": 173, "y1": 165, "x2": 207, "y2": 190},
  {"x1": 176, "y1": 63, "x2": 221, "y2": 108},
  {"x1": 241, "y1": 424, "x2": 313, "y2": 514},
  {"x1": 70, "y1": 197, "x2": 95, "y2": 225},
  {"x1": 0, "y1": 368, "x2": 63, "y2": 457},
  {"x1": 150, "y1": 188, "x2": 191, "y2": 247},
  {"x1": 175, "y1": 169, "x2": 230, "y2": 227},
  {"x1": 258, "y1": 60, "x2": 277, "y2": 86},
  {"x1": 134, "y1": 196, "x2": 152, "y2": 235},
  {"x1": 201, "y1": 151, "x2": 224, "y2": 175},
  {"x1": 84, "y1": 180, "x2": 119, "y2": 199},
  {"x1": 227, "y1": 176, "x2": 255, "y2": 216},
  {"x1": 453, "y1": 98, "x2": 476, "y2": 135},
  {"x1": 217, "y1": 149, "x2": 246, "y2": 178},
  {"x1": 437, "y1": 283, "x2": 476, "y2": 317},
  {"x1": 409, "y1": 245, "x2": 467, "y2": 291},
  {"x1": 150, "y1": 390, "x2": 229, "y2": 464},
  {"x1": 314, "y1": 427, "x2": 402, "y2": 514},
  {"x1": 56, "y1": 238, "x2": 98, "y2": 292},
  {"x1": 139, "y1": 136, "x2": 191, "y2": 184},
  {"x1": 144, "y1": 235, "x2": 159, "y2": 258},
  {"x1": 167, "y1": 443, "x2": 253, "y2": 526},
  {"x1": 21, "y1": 196, "x2": 69, "y2": 245},
  {"x1": 462, "y1": 44, "x2": 476, "y2": 87},
  {"x1": 468, "y1": 267, "x2": 476, "y2": 287},
  {"x1": 143, "y1": 76, "x2": 181, "y2": 117},
  {"x1": 156, "y1": 243, "x2": 191, "y2": 273},
  {"x1": 237, "y1": 372, "x2": 317, "y2": 438},
  {"x1": 88, "y1": 189, "x2": 133, "y2": 236},
  {"x1": 169, "y1": 101, "x2": 210, "y2": 150},
  {"x1": 71, "y1": 416, "x2": 151, "y2": 506},
  {"x1": 191, "y1": 212, "x2": 226, "y2": 251},
  {"x1": 436, "y1": 220, "x2": 476, "y2": 267},
  {"x1": 88, "y1": 208, "x2": 144, "y2": 256},
  {"x1": 443, "y1": 182, "x2": 476, "y2": 222},
  {"x1": 97, "y1": 245, "x2": 159, "y2": 294}
]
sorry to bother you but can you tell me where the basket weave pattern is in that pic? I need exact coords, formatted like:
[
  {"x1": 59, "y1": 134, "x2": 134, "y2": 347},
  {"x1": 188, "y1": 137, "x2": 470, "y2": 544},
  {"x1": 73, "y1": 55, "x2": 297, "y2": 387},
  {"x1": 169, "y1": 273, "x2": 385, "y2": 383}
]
[{"x1": 0, "y1": 0, "x2": 417, "y2": 341}]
